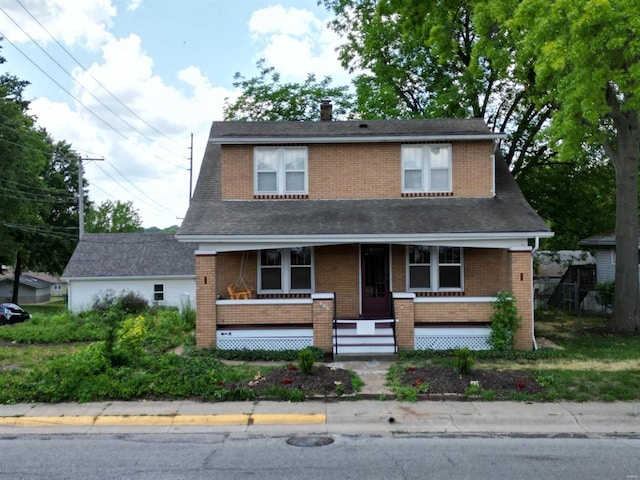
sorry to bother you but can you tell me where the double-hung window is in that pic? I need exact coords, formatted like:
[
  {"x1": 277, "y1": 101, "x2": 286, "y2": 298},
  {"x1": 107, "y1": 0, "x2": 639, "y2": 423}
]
[
  {"x1": 254, "y1": 147, "x2": 308, "y2": 195},
  {"x1": 259, "y1": 247, "x2": 313, "y2": 293},
  {"x1": 401, "y1": 144, "x2": 452, "y2": 193},
  {"x1": 407, "y1": 246, "x2": 463, "y2": 291}
]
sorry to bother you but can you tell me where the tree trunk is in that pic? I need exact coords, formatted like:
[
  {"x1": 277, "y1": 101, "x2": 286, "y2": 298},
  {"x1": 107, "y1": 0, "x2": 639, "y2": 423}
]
[
  {"x1": 11, "y1": 251, "x2": 22, "y2": 304},
  {"x1": 609, "y1": 111, "x2": 640, "y2": 332}
]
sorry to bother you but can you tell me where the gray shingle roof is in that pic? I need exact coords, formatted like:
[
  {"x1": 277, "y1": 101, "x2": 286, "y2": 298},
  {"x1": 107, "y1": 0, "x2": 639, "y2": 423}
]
[
  {"x1": 209, "y1": 118, "x2": 502, "y2": 142},
  {"x1": 179, "y1": 119, "x2": 550, "y2": 237},
  {"x1": 62, "y1": 234, "x2": 197, "y2": 278},
  {"x1": 580, "y1": 232, "x2": 640, "y2": 247},
  {"x1": 0, "y1": 273, "x2": 51, "y2": 289}
]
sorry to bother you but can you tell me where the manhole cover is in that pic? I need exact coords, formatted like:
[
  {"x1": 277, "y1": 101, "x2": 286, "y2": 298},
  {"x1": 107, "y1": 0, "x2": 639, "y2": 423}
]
[{"x1": 286, "y1": 436, "x2": 334, "y2": 447}]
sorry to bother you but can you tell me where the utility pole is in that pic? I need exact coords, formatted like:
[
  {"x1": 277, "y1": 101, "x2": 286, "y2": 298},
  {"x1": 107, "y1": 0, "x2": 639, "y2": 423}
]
[
  {"x1": 188, "y1": 132, "x2": 193, "y2": 204},
  {"x1": 77, "y1": 156, "x2": 104, "y2": 238}
]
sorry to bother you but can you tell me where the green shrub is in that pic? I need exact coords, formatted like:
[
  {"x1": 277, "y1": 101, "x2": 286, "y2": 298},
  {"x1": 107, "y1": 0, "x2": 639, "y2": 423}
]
[
  {"x1": 595, "y1": 281, "x2": 614, "y2": 314},
  {"x1": 454, "y1": 347, "x2": 474, "y2": 375},
  {"x1": 298, "y1": 347, "x2": 315, "y2": 375},
  {"x1": 91, "y1": 290, "x2": 149, "y2": 315},
  {"x1": 0, "y1": 311, "x2": 107, "y2": 343},
  {"x1": 489, "y1": 291, "x2": 521, "y2": 352}
]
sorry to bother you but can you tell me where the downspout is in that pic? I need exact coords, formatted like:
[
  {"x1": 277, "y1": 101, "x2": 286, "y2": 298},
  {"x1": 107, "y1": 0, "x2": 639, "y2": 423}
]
[{"x1": 531, "y1": 236, "x2": 540, "y2": 350}]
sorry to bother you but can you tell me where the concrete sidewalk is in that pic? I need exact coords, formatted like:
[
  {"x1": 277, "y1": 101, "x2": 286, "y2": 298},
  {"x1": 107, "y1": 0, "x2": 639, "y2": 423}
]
[{"x1": 1, "y1": 400, "x2": 638, "y2": 437}]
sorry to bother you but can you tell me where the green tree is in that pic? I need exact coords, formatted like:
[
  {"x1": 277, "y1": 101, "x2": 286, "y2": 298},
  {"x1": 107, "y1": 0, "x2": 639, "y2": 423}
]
[
  {"x1": 223, "y1": 59, "x2": 355, "y2": 121},
  {"x1": 320, "y1": 0, "x2": 556, "y2": 176},
  {"x1": 503, "y1": 0, "x2": 640, "y2": 331},
  {"x1": 85, "y1": 200, "x2": 143, "y2": 233},
  {"x1": 520, "y1": 152, "x2": 616, "y2": 250}
]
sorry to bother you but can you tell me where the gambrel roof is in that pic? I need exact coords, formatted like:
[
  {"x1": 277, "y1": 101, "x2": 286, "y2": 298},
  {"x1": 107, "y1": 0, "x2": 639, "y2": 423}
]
[
  {"x1": 62, "y1": 234, "x2": 197, "y2": 279},
  {"x1": 178, "y1": 119, "x2": 551, "y2": 244}
]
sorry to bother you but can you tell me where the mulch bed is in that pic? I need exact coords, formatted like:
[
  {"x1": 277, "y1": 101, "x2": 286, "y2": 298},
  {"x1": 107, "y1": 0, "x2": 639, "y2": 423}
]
[
  {"x1": 401, "y1": 365, "x2": 545, "y2": 397},
  {"x1": 234, "y1": 363, "x2": 544, "y2": 400},
  {"x1": 237, "y1": 365, "x2": 356, "y2": 398}
]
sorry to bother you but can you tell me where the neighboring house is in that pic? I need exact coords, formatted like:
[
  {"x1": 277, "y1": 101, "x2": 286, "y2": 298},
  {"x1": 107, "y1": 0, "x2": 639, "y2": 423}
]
[
  {"x1": 24, "y1": 272, "x2": 68, "y2": 298},
  {"x1": 579, "y1": 232, "x2": 640, "y2": 286},
  {"x1": 533, "y1": 250, "x2": 595, "y2": 310},
  {"x1": 0, "y1": 273, "x2": 52, "y2": 304},
  {"x1": 176, "y1": 106, "x2": 552, "y2": 354},
  {"x1": 61, "y1": 234, "x2": 197, "y2": 313}
]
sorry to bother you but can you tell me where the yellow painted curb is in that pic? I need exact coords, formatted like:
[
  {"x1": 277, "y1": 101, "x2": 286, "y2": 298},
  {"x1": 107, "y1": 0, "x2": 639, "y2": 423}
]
[
  {"x1": 250, "y1": 414, "x2": 326, "y2": 425},
  {"x1": 172, "y1": 414, "x2": 250, "y2": 426},
  {"x1": 94, "y1": 415, "x2": 174, "y2": 426},
  {"x1": 0, "y1": 413, "x2": 325, "y2": 427},
  {"x1": 0, "y1": 416, "x2": 96, "y2": 427}
]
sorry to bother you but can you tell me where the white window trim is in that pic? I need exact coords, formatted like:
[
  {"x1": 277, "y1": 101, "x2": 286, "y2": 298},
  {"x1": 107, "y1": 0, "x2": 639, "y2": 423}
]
[
  {"x1": 258, "y1": 247, "x2": 315, "y2": 293},
  {"x1": 254, "y1": 146, "x2": 308, "y2": 195},
  {"x1": 401, "y1": 144, "x2": 452, "y2": 193},
  {"x1": 406, "y1": 246, "x2": 464, "y2": 292}
]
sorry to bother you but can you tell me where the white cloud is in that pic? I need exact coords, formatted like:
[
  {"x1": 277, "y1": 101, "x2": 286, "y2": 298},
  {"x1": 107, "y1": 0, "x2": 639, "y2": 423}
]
[
  {"x1": 126, "y1": 0, "x2": 143, "y2": 12},
  {"x1": 2, "y1": 1, "x2": 348, "y2": 227},
  {"x1": 25, "y1": 28, "x2": 233, "y2": 227},
  {"x1": 0, "y1": 0, "x2": 116, "y2": 49},
  {"x1": 249, "y1": 5, "x2": 322, "y2": 38},
  {"x1": 248, "y1": 5, "x2": 347, "y2": 84}
]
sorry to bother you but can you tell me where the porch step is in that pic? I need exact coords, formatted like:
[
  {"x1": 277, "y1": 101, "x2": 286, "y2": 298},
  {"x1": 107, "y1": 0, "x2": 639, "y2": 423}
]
[
  {"x1": 333, "y1": 353, "x2": 398, "y2": 362},
  {"x1": 334, "y1": 344, "x2": 397, "y2": 355},
  {"x1": 333, "y1": 318, "x2": 397, "y2": 355}
]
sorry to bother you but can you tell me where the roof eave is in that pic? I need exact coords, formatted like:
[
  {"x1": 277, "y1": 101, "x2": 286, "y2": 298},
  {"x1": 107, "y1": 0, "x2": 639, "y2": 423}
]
[
  {"x1": 177, "y1": 231, "x2": 553, "y2": 252},
  {"x1": 209, "y1": 133, "x2": 507, "y2": 145}
]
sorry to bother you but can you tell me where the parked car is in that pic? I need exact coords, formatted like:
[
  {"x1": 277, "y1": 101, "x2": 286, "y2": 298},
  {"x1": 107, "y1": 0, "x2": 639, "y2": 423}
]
[{"x1": 0, "y1": 303, "x2": 31, "y2": 325}]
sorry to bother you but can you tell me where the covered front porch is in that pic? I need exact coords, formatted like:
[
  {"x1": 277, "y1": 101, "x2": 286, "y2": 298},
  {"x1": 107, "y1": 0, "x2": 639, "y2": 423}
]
[{"x1": 193, "y1": 236, "x2": 537, "y2": 354}]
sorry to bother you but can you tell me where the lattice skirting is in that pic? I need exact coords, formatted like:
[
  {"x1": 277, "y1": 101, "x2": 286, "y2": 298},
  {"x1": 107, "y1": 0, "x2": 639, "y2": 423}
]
[
  {"x1": 414, "y1": 327, "x2": 491, "y2": 351},
  {"x1": 217, "y1": 328, "x2": 313, "y2": 351}
]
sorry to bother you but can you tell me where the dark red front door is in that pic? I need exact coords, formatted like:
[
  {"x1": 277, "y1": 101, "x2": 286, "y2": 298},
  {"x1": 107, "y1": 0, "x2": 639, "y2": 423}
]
[{"x1": 361, "y1": 244, "x2": 391, "y2": 318}]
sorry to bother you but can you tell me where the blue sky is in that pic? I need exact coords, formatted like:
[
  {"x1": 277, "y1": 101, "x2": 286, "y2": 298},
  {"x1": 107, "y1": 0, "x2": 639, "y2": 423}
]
[{"x1": 0, "y1": 0, "x2": 349, "y2": 227}]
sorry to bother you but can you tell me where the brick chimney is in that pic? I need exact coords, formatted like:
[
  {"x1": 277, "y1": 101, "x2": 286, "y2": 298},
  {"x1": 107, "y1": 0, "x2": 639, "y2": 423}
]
[{"x1": 320, "y1": 98, "x2": 333, "y2": 121}]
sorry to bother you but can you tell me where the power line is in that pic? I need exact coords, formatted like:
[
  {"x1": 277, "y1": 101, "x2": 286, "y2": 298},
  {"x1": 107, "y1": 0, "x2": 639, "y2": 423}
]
[
  {"x1": 3, "y1": 4, "x2": 188, "y2": 166},
  {"x1": 15, "y1": 0, "x2": 173, "y2": 142},
  {"x1": 89, "y1": 161, "x2": 174, "y2": 216}
]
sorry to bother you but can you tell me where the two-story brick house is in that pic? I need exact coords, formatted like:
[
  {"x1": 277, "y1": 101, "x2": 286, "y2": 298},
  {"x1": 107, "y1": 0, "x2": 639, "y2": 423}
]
[{"x1": 177, "y1": 107, "x2": 552, "y2": 354}]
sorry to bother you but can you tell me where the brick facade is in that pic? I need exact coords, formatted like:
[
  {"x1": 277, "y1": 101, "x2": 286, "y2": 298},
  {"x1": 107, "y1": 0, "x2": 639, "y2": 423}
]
[
  {"x1": 192, "y1": 127, "x2": 540, "y2": 352},
  {"x1": 508, "y1": 248, "x2": 534, "y2": 350},
  {"x1": 195, "y1": 254, "x2": 217, "y2": 348},
  {"x1": 220, "y1": 142, "x2": 494, "y2": 200}
]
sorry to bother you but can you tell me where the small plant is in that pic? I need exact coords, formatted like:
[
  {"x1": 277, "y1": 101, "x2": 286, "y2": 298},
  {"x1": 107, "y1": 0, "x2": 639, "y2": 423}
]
[
  {"x1": 595, "y1": 281, "x2": 614, "y2": 316},
  {"x1": 489, "y1": 291, "x2": 521, "y2": 352},
  {"x1": 464, "y1": 380, "x2": 482, "y2": 398},
  {"x1": 298, "y1": 347, "x2": 315, "y2": 375},
  {"x1": 454, "y1": 347, "x2": 474, "y2": 376}
]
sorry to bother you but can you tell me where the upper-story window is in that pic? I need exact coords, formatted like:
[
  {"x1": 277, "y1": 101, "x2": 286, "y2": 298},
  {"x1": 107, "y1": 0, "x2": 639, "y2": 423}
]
[
  {"x1": 407, "y1": 245, "x2": 463, "y2": 292},
  {"x1": 254, "y1": 147, "x2": 308, "y2": 195},
  {"x1": 401, "y1": 144, "x2": 452, "y2": 193},
  {"x1": 259, "y1": 247, "x2": 313, "y2": 293}
]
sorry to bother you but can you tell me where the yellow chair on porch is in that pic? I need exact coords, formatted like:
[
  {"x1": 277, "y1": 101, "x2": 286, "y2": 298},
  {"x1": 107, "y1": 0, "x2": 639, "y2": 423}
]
[{"x1": 227, "y1": 284, "x2": 253, "y2": 300}]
